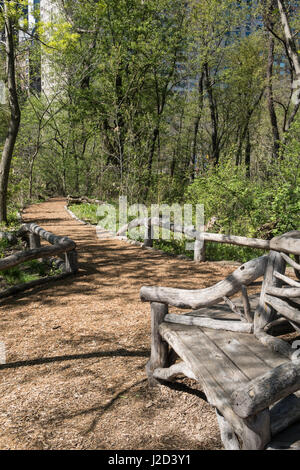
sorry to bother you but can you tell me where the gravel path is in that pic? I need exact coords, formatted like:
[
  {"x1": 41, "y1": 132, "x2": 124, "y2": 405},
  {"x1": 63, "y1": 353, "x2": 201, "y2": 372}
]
[{"x1": 0, "y1": 197, "x2": 241, "y2": 450}]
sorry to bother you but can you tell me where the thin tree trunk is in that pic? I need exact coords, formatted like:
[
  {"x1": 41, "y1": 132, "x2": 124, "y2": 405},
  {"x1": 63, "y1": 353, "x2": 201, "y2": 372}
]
[
  {"x1": 29, "y1": 148, "x2": 39, "y2": 200},
  {"x1": 144, "y1": 126, "x2": 159, "y2": 200},
  {"x1": 205, "y1": 63, "x2": 219, "y2": 165},
  {"x1": 245, "y1": 129, "x2": 251, "y2": 178},
  {"x1": 0, "y1": 5, "x2": 21, "y2": 223},
  {"x1": 236, "y1": 120, "x2": 249, "y2": 166},
  {"x1": 267, "y1": 33, "x2": 280, "y2": 159},
  {"x1": 190, "y1": 71, "x2": 204, "y2": 181}
]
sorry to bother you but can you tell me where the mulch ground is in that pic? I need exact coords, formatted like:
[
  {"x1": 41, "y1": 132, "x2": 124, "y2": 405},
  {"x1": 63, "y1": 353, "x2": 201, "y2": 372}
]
[{"x1": 0, "y1": 198, "x2": 257, "y2": 450}]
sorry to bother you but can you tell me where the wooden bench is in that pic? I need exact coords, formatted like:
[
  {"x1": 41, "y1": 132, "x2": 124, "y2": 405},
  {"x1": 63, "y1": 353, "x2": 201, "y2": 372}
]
[{"x1": 140, "y1": 231, "x2": 300, "y2": 450}]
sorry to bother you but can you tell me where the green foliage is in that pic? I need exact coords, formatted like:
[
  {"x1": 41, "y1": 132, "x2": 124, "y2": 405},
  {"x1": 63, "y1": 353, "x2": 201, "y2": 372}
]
[
  {"x1": 1, "y1": 0, "x2": 299, "y2": 265},
  {"x1": 0, "y1": 210, "x2": 20, "y2": 231},
  {"x1": 185, "y1": 131, "x2": 300, "y2": 255},
  {"x1": 1, "y1": 259, "x2": 62, "y2": 287}
]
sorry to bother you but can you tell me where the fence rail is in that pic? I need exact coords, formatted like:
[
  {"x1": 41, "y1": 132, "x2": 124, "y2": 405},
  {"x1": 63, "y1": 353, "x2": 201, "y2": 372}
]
[
  {"x1": 0, "y1": 223, "x2": 78, "y2": 299},
  {"x1": 117, "y1": 217, "x2": 300, "y2": 263}
]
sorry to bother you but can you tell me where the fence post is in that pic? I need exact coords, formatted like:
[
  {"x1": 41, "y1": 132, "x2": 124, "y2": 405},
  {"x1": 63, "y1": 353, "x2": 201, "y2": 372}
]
[
  {"x1": 65, "y1": 250, "x2": 78, "y2": 273},
  {"x1": 143, "y1": 217, "x2": 153, "y2": 248},
  {"x1": 29, "y1": 233, "x2": 41, "y2": 250},
  {"x1": 194, "y1": 232, "x2": 206, "y2": 262}
]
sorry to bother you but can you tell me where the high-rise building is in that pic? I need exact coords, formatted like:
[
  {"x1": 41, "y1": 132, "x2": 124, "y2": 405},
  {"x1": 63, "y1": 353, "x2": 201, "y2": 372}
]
[
  {"x1": 39, "y1": 0, "x2": 61, "y2": 95},
  {"x1": 17, "y1": 0, "x2": 41, "y2": 92}
]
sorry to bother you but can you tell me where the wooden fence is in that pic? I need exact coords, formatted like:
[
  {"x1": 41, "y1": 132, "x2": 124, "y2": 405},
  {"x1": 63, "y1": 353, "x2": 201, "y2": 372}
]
[
  {"x1": 0, "y1": 223, "x2": 78, "y2": 299},
  {"x1": 117, "y1": 216, "x2": 300, "y2": 264}
]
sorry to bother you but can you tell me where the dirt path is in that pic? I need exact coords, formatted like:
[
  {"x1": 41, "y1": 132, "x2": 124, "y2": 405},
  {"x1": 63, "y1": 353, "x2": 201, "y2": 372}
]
[{"x1": 0, "y1": 198, "x2": 242, "y2": 450}]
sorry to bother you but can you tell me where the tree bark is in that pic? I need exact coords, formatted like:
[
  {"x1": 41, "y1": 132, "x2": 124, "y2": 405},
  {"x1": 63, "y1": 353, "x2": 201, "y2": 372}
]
[
  {"x1": 245, "y1": 129, "x2": 251, "y2": 177},
  {"x1": 205, "y1": 63, "x2": 219, "y2": 165},
  {"x1": 277, "y1": 0, "x2": 300, "y2": 77},
  {"x1": 267, "y1": 33, "x2": 280, "y2": 159},
  {"x1": 190, "y1": 71, "x2": 204, "y2": 180},
  {"x1": 0, "y1": 4, "x2": 21, "y2": 223}
]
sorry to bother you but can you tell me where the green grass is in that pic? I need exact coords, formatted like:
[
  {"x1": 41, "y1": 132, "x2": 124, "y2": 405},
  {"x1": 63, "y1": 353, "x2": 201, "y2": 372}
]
[
  {"x1": 69, "y1": 203, "x2": 100, "y2": 225},
  {"x1": 69, "y1": 202, "x2": 138, "y2": 231},
  {"x1": 2, "y1": 260, "x2": 63, "y2": 287},
  {"x1": 69, "y1": 203, "x2": 266, "y2": 263},
  {"x1": 2, "y1": 259, "x2": 59, "y2": 286},
  {"x1": 1, "y1": 258, "x2": 63, "y2": 287},
  {"x1": 2, "y1": 266, "x2": 39, "y2": 286}
]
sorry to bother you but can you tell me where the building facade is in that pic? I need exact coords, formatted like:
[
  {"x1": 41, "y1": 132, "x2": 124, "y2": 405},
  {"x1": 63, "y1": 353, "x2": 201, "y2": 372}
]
[{"x1": 40, "y1": 0, "x2": 61, "y2": 95}]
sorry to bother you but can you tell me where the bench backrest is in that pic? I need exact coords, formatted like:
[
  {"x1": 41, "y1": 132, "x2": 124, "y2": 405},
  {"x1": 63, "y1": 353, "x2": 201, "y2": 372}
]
[{"x1": 254, "y1": 231, "x2": 300, "y2": 333}]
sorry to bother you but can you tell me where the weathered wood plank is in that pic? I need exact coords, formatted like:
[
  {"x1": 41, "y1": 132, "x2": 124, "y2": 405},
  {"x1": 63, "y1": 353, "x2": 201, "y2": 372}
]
[
  {"x1": 184, "y1": 303, "x2": 239, "y2": 320},
  {"x1": 231, "y1": 330, "x2": 287, "y2": 369},
  {"x1": 159, "y1": 323, "x2": 248, "y2": 399},
  {"x1": 158, "y1": 322, "x2": 270, "y2": 447},
  {"x1": 203, "y1": 329, "x2": 273, "y2": 380}
]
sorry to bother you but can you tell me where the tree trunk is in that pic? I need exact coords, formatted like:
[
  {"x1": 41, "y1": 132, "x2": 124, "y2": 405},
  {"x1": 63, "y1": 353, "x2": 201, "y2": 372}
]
[
  {"x1": 144, "y1": 126, "x2": 159, "y2": 201},
  {"x1": 245, "y1": 129, "x2": 251, "y2": 177},
  {"x1": 0, "y1": 6, "x2": 21, "y2": 223},
  {"x1": 277, "y1": 0, "x2": 300, "y2": 77},
  {"x1": 190, "y1": 72, "x2": 204, "y2": 180},
  {"x1": 267, "y1": 33, "x2": 280, "y2": 159},
  {"x1": 205, "y1": 63, "x2": 219, "y2": 165}
]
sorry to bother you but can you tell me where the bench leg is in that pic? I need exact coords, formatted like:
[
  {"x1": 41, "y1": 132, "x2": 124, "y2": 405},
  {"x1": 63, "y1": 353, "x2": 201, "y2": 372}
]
[
  {"x1": 240, "y1": 409, "x2": 271, "y2": 450},
  {"x1": 146, "y1": 302, "x2": 169, "y2": 387},
  {"x1": 216, "y1": 409, "x2": 240, "y2": 450}
]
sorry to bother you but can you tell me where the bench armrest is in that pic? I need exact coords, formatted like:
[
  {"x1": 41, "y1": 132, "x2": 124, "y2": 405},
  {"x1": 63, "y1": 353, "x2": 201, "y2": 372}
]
[
  {"x1": 232, "y1": 359, "x2": 300, "y2": 419},
  {"x1": 140, "y1": 256, "x2": 267, "y2": 309}
]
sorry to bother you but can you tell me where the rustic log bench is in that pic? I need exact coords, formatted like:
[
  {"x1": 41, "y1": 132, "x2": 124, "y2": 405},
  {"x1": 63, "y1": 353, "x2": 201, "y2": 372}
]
[{"x1": 140, "y1": 231, "x2": 300, "y2": 450}]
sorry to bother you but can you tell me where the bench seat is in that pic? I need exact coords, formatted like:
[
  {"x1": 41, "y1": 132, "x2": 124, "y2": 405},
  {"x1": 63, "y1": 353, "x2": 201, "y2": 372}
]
[{"x1": 158, "y1": 320, "x2": 300, "y2": 448}]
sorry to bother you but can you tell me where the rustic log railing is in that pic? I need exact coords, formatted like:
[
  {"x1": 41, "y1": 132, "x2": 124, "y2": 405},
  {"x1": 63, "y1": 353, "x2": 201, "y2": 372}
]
[
  {"x1": 67, "y1": 195, "x2": 103, "y2": 205},
  {"x1": 117, "y1": 217, "x2": 300, "y2": 262},
  {"x1": 0, "y1": 223, "x2": 78, "y2": 299}
]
